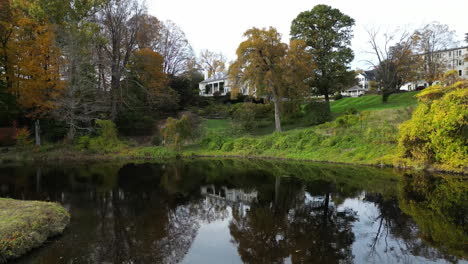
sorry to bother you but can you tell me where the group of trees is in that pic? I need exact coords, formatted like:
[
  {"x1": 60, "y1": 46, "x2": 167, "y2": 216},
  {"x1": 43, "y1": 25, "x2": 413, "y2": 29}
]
[
  {"x1": 0, "y1": 0, "x2": 203, "y2": 144},
  {"x1": 366, "y1": 22, "x2": 460, "y2": 102},
  {"x1": 230, "y1": 5, "x2": 356, "y2": 132}
]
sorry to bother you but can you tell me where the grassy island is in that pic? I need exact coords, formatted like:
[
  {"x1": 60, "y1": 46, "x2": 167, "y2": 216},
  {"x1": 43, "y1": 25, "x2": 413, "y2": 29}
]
[{"x1": 0, "y1": 198, "x2": 70, "y2": 263}]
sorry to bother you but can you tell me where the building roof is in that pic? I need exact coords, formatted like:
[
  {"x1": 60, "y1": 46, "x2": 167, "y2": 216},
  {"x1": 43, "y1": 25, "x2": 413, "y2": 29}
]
[
  {"x1": 416, "y1": 45, "x2": 468, "y2": 56},
  {"x1": 200, "y1": 72, "x2": 229, "y2": 84}
]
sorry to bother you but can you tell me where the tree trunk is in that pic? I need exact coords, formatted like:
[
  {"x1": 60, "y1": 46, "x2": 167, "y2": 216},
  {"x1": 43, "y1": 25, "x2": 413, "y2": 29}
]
[
  {"x1": 324, "y1": 93, "x2": 331, "y2": 112},
  {"x1": 273, "y1": 99, "x2": 282, "y2": 132},
  {"x1": 34, "y1": 120, "x2": 41, "y2": 146},
  {"x1": 382, "y1": 92, "x2": 391, "y2": 103},
  {"x1": 67, "y1": 125, "x2": 76, "y2": 143}
]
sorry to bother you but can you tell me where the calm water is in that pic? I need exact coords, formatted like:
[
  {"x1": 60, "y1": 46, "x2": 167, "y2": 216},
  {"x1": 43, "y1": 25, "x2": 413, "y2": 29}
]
[{"x1": 0, "y1": 159, "x2": 466, "y2": 264}]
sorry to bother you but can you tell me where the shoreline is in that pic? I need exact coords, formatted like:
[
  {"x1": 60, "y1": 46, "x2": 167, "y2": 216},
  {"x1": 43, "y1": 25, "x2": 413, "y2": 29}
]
[{"x1": 1, "y1": 146, "x2": 466, "y2": 175}]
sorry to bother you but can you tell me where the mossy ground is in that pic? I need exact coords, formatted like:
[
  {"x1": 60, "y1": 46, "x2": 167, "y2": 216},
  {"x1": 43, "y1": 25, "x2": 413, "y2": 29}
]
[{"x1": 0, "y1": 198, "x2": 70, "y2": 263}]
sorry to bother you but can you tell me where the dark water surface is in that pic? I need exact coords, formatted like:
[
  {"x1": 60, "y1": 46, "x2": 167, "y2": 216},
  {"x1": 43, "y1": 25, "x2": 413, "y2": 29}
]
[{"x1": 0, "y1": 159, "x2": 466, "y2": 264}]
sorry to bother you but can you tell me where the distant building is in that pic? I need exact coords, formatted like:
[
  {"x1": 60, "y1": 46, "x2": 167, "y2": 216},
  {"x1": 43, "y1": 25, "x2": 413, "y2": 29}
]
[
  {"x1": 401, "y1": 46, "x2": 468, "y2": 91},
  {"x1": 199, "y1": 72, "x2": 249, "y2": 97},
  {"x1": 342, "y1": 70, "x2": 375, "y2": 97},
  {"x1": 342, "y1": 85, "x2": 366, "y2": 97}
]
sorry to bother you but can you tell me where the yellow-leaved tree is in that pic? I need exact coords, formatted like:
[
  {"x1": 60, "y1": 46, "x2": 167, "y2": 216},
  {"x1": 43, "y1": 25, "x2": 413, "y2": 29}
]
[{"x1": 229, "y1": 27, "x2": 313, "y2": 132}]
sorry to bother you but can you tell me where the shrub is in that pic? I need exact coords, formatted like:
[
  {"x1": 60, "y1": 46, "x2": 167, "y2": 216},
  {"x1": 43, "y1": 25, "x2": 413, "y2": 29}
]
[
  {"x1": 333, "y1": 93, "x2": 343, "y2": 101},
  {"x1": 282, "y1": 100, "x2": 303, "y2": 119},
  {"x1": 161, "y1": 113, "x2": 201, "y2": 149},
  {"x1": 15, "y1": 128, "x2": 33, "y2": 147},
  {"x1": 397, "y1": 79, "x2": 467, "y2": 171},
  {"x1": 335, "y1": 114, "x2": 359, "y2": 128},
  {"x1": 304, "y1": 102, "x2": 332, "y2": 125},
  {"x1": 200, "y1": 133, "x2": 229, "y2": 150},
  {"x1": 345, "y1": 108, "x2": 358, "y2": 115},
  {"x1": 151, "y1": 135, "x2": 162, "y2": 146},
  {"x1": 232, "y1": 102, "x2": 273, "y2": 131},
  {"x1": 75, "y1": 120, "x2": 125, "y2": 153}
]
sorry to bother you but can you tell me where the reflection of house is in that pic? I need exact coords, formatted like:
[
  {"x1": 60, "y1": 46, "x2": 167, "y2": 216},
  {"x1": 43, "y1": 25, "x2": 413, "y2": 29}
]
[
  {"x1": 200, "y1": 185, "x2": 257, "y2": 205},
  {"x1": 198, "y1": 72, "x2": 249, "y2": 97}
]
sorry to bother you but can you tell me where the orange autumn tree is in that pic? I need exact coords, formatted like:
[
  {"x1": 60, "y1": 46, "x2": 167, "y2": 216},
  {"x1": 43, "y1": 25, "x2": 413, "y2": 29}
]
[
  {"x1": 8, "y1": 2, "x2": 64, "y2": 145},
  {"x1": 126, "y1": 48, "x2": 178, "y2": 112}
]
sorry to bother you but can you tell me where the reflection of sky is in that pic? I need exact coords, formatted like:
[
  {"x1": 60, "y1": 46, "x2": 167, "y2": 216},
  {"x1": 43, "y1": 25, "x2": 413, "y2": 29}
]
[
  {"x1": 340, "y1": 195, "x2": 467, "y2": 264},
  {"x1": 181, "y1": 207, "x2": 243, "y2": 264}
]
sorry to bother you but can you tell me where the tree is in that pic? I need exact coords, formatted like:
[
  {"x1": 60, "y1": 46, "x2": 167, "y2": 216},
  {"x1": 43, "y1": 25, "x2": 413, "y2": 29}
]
[
  {"x1": 126, "y1": 48, "x2": 176, "y2": 112},
  {"x1": 155, "y1": 20, "x2": 194, "y2": 76},
  {"x1": 198, "y1": 49, "x2": 226, "y2": 78},
  {"x1": 290, "y1": 4, "x2": 355, "y2": 110},
  {"x1": 9, "y1": 9, "x2": 65, "y2": 145},
  {"x1": 414, "y1": 22, "x2": 457, "y2": 86},
  {"x1": 367, "y1": 28, "x2": 419, "y2": 102},
  {"x1": 53, "y1": 25, "x2": 106, "y2": 142},
  {"x1": 97, "y1": 0, "x2": 145, "y2": 120},
  {"x1": 230, "y1": 27, "x2": 313, "y2": 132}
]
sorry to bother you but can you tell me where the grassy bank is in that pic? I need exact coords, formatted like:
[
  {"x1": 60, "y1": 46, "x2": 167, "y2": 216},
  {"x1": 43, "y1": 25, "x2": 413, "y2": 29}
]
[
  {"x1": 190, "y1": 107, "x2": 413, "y2": 166},
  {"x1": 3, "y1": 91, "x2": 462, "y2": 173},
  {"x1": 0, "y1": 198, "x2": 70, "y2": 263}
]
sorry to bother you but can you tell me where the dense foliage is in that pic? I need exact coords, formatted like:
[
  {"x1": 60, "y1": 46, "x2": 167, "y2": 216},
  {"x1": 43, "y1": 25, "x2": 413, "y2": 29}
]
[{"x1": 397, "y1": 77, "x2": 467, "y2": 172}]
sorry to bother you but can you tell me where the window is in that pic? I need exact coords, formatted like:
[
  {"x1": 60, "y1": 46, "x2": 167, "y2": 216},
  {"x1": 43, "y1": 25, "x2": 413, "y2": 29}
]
[
  {"x1": 205, "y1": 85, "x2": 210, "y2": 94},
  {"x1": 459, "y1": 70, "x2": 462, "y2": 76},
  {"x1": 459, "y1": 60, "x2": 463, "y2": 66},
  {"x1": 214, "y1": 83, "x2": 219, "y2": 92},
  {"x1": 449, "y1": 51, "x2": 452, "y2": 57},
  {"x1": 458, "y1": 50, "x2": 462, "y2": 56}
]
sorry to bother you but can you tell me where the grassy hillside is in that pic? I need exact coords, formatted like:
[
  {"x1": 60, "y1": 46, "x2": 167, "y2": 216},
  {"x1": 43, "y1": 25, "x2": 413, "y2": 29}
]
[
  {"x1": 331, "y1": 91, "x2": 419, "y2": 113},
  {"x1": 190, "y1": 107, "x2": 414, "y2": 166}
]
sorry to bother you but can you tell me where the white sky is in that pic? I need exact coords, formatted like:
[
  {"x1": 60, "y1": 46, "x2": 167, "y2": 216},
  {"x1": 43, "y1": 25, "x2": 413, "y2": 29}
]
[{"x1": 147, "y1": 0, "x2": 468, "y2": 70}]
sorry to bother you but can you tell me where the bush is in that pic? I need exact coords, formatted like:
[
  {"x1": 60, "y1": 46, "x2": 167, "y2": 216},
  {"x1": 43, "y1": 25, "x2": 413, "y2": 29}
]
[
  {"x1": 151, "y1": 135, "x2": 162, "y2": 146},
  {"x1": 397, "y1": 79, "x2": 468, "y2": 171},
  {"x1": 335, "y1": 114, "x2": 359, "y2": 128},
  {"x1": 15, "y1": 128, "x2": 33, "y2": 147},
  {"x1": 161, "y1": 113, "x2": 201, "y2": 149},
  {"x1": 232, "y1": 103, "x2": 258, "y2": 131},
  {"x1": 200, "y1": 133, "x2": 229, "y2": 150},
  {"x1": 116, "y1": 112, "x2": 155, "y2": 136},
  {"x1": 333, "y1": 93, "x2": 343, "y2": 101},
  {"x1": 304, "y1": 101, "x2": 332, "y2": 125},
  {"x1": 282, "y1": 100, "x2": 303, "y2": 119},
  {"x1": 75, "y1": 120, "x2": 125, "y2": 153}
]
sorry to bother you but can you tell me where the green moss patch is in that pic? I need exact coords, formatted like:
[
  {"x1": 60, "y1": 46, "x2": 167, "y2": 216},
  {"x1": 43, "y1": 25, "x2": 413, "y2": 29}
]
[{"x1": 0, "y1": 198, "x2": 70, "y2": 263}]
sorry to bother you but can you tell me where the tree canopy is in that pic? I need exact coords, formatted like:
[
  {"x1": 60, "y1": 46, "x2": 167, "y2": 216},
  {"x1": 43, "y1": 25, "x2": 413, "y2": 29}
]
[{"x1": 290, "y1": 4, "x2": 355, "y2": 109}]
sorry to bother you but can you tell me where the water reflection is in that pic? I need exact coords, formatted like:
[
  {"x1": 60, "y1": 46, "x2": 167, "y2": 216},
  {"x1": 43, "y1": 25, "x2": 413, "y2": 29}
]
[{"x1": 0, "y1": 159, "x2": 466, "y2": 264}]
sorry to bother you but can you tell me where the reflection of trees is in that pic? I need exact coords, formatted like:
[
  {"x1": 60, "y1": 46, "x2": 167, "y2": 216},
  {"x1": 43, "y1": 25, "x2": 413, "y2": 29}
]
[
  {"x1": 229, "y1": 176, "x2": 356, "y2": 264},
  {"x1": 398, "y1": 173, "x2": 467, "y2": 261},
  {"x1": 361, "y1": 172, "x2": 467, "y2": 263}
]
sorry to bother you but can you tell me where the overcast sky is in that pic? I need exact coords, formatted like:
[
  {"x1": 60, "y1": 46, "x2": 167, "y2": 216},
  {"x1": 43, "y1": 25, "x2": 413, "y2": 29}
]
[{"x1": 147, "y1": 0, "x2": 468, "y2": 70}]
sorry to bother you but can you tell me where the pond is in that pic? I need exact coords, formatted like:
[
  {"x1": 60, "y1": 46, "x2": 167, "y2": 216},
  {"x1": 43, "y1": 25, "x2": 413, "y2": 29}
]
[{"x1": 0, "y1": 159, "x2": 466, "y2": 264}]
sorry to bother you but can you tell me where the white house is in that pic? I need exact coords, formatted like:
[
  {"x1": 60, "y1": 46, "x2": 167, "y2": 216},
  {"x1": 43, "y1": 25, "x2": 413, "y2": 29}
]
[
  {"x1": 342, "y1": 85, "x2": 366, "y2": 97},
  {"x1": 401, "y1": 46, "x2": 468, "y2": 91},
  {"x1": 342, "y1": 71, "x2": 375, "y2": 97},
  {"x1": 199, "y1": 72, "x2": 250, "y2": 97}
]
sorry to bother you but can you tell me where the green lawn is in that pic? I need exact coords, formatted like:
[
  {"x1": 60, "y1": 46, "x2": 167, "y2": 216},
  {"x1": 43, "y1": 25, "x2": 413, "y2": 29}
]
[
  {"x1": 202, "y1": 119, "x2": 231, "y2": 132},
  {"x1": 331, "y1": 91, "x2": 419, "y2": 113}
]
